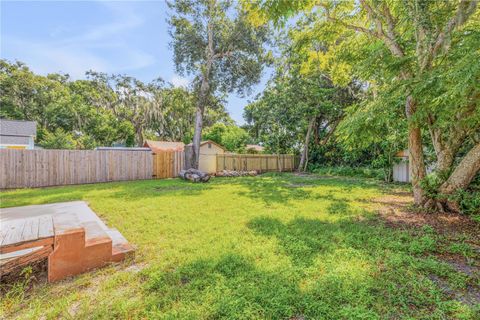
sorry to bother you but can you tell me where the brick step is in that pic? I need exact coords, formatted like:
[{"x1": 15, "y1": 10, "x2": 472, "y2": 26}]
[
  {"x1": 49, "y1": 218, "x2": 112, "y2": 282},
  {"x1": 106, "y1": 228, "x2": 135, "y2": 262},
  {"x1": 82, "y1": 221, "x2": 111, "y2": 246},
  {"x1": 1, "y1": 201, "x2": 135, "y2": 282}
]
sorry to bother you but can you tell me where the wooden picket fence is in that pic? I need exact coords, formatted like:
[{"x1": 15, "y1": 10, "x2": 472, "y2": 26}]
[
  {"x1": 0, "y1": 149, "x2": 153, "y2": 189},
  {"x1": 152, "y1": 150, "x2": 184, "y2": 179},
  {"x1": 216, "y1": 154, "x2": 295, "y2": 173}
]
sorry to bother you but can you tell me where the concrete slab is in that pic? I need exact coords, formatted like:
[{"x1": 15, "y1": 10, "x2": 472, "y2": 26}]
[{"x1": 1, "y1": 201, "x2": 109, "y2": 231}]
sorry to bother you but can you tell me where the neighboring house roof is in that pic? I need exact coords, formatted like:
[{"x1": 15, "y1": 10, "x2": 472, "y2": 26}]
[
  {"x1": 186, "y1": 140, "x2": 226, "y2": 151},
  {"x1": 95, "y1": 147, "x2": 151, "y2": 151},
  {"x1": 143, "y1": 140, "x2": 185, "y2": 152},
  {"x1": 0, "y1": 119, "x2": 37, "y2": 137},
  {"x1": 246, "y1": 144, "x2": 265, "y2": 152}
]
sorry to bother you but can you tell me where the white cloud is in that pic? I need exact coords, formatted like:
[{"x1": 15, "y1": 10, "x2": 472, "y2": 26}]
[
  {"x1": 1, "y1": 2, "x2": 155, "y2": 79},
  {"x1": 3, "y1": 37, "x2": 109, "y2": 78},
  {"x1": 170, "y1": 75, "x2": 189, "y2": 88}
]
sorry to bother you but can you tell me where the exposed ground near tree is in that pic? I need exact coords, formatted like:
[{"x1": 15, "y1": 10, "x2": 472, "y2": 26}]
[{"x1": 1, "y1": 174, "x2": 479, "y2": 319}]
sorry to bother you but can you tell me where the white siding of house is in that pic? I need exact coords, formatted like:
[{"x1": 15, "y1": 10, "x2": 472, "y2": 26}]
[{"x1": 0, "y1": 136, "x2": 35, "y2": 149}]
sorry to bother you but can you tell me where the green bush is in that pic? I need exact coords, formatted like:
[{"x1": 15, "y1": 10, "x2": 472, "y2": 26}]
[
  {"x1": 419, "y1": 172, "x2": 445, "y2": 199},
  {"x1": 421, "y1": 172, "x2": 479, "y2": 218},
  {"x1": 454, "y1": 190, "x2": 480, "y2": 220},
  {"x1": 39, "y1": 128, "x2": 76, "y2": 149}
]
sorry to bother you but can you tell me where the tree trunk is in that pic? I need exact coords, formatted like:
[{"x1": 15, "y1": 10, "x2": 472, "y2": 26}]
[
  {"x1": 191, "y1": 101, "x2": 205, "y2": 168},
  {"x1": 190, "y1": 18, "x2": 214, "y2": 169},
  {"x1": 436, "y1": 149, "x2": 455, "y2": 173},
  {"x1": 440, "y1": 142, "x2": 480, "y2": 195},
  {"x1": 409, "y1": 126, "x2": 427, "y2": 204},
  {"x1": 298, "y1": 117, "x2": 315, "y2": 172},
  {"x1": 405, "y1": 96, "x2": 427, "y2": 205},
  {"x1": 428, "y1": 116, "x2": 466, "y2": 173},
  {"x1": 179, "y1": 168, "x2": 211, "y2": 183},
  {"x1": 135, "y1": 127, "x2": 143, "y2": 147},
  {"x1": 320, "y1": 117, "x2": 342, "y2": 146}
]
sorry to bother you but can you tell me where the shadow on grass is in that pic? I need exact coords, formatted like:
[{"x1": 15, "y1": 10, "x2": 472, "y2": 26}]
[
  {"x1": 246, "y1": 216, "x2": 387, "y2": 267},
  {"x1": 235, "y1": 177, "x2": 314, "y2": 205},
  {"x1": 223, "y1": 173, "x2": 383, "y2": 206},
  {"x1": 1, "y1": 173, "x2": 386, "y2": 209},
  {"x1": 107, "y1": 179, "x2": 213, "y2": 200},
  {"x1": 247, "y1": 217, "x2": 337, "y2": 266},
  {"x1": 146, "y1": 254, "x2": 303, "y2": 319},
  {"x1": 0, "y1": 179, "x2": 214, "y2": 208},
  {"x1": 145, "y1": 246, "x2": 459, "y2": 319},
  {"x1": 144, "y1": 214, "x2": 475, "y2": 318}
]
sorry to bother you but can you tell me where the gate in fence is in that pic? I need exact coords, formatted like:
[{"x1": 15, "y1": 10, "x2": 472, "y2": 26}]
[{"x1": 152, "y1": 150, "x2": 184, "y2": 179}]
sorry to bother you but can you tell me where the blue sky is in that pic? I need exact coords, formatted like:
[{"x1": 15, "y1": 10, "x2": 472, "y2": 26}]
[{"x1": 1, "y1": 0, "x2": 269, "y2": 124}]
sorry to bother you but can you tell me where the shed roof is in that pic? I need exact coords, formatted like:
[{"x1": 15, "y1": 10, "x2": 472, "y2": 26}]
[
  {"x1": 246, "y1": 144, "x2": 265, "y2": 152},
  {"x1": 186, "y1": 140, "x2": 226, "y2": 151},
  {"x1": 143, "y1": 140, "x2": 185, "y2": 152},
  {"x1": 0, "y1": 119, "x2": 36, "y2": 137},
  {"x1": 395, "y1": 150, "x2": 409, "y2": 158},
  {"x1": 95, "y1": 147, "x2": 151, "y2": 151}
]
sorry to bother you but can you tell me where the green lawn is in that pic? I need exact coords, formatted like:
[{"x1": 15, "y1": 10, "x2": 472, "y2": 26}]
[{"x1": 1, "y1": 173, "x2": 478, "y2": 319}]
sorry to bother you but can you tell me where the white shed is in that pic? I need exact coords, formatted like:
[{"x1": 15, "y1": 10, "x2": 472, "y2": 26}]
[{"x1": 393, "y1": 150, "x2": 410, "y2": 183}]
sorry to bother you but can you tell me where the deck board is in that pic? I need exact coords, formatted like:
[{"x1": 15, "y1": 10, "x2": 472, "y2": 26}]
[
  {"x1": 21, "y1": 217, "x2": 40, "y2": 243},
  {"x1": 38, "y1": 215, "x2": 54, "y2": 239},
  {"x1": 1, "y1": 215, "x2": 54, "y2": 249},
  {"x1": 0, "y1": 228, "x2": 7, "y2": 244},
  {"x1": 1, "y1": 219, "x2": 27, "y2": 247}
]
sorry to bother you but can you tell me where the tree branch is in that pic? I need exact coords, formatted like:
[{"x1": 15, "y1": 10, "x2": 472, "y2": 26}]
[
  {"x1": 440, "y1": 141, "x2": 480, "y2": 194},
  {"x1": 359, "y1": 0, "x2": 405, "y2": 58},
  {"x1": 430, "y1": 0, "x2": 478, "y2": 62},
  {"x1": 321, "y1": 1, "x2": 405, "y2": 58}
]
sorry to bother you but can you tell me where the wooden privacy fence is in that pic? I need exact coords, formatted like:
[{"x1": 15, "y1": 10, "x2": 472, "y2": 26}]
[
  {"x1": 152, "y1": 150, "x2": 184, "y2": 179},
  {"x1": 0, "y1": 149, "x2": 294, "y2": 189},
  {"x1": 0, "y1": 149, "x2": 153, "y2": 189},
  {"x1": 216, "y1": 154, "x2": 295, "y2": 173}
]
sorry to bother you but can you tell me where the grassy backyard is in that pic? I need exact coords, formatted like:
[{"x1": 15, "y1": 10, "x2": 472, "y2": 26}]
[{"x1": 1, "y1": 173, "x2": 479, "y2": 319}]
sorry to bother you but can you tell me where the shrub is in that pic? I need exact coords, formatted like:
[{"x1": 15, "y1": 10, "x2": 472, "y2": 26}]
[{"x1": 39, "y1": 128, "x2": 76, "y2": 149}]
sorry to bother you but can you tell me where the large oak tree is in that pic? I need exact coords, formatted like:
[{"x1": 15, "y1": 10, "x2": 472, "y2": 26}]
[
  {"x1": 249, "y1": 0, "x2": 479, "y2": 210},
  {"x1": 168, "y1": 0, "x2": 269, "y2": 168}
]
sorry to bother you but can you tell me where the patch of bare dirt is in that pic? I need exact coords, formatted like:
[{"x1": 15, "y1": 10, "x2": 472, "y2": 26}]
[
  {"x1": 374, "y1": 194, "x2": 480, "y2": 242},
  {"x1": 293, "y1": 172, "x2": 312, "y2": 177},
  {"x1": 292, "y1": 173, "x2": 322, "y2": 180},
  {"x1": 68, "y1": 301, "x2": 81, "y2": 317},
  {"x1": 124, "y1": 262, "x2": 148, "y2": 273},
  {"x1": 373, "y1": 193, "x2": 480, "y2": 306},
  {"x1": 0, "y1": 259, "x2": 48, "y2": 290},
  {"x1": 428, "y1": 274, "x2": 480, "y2": 307}
]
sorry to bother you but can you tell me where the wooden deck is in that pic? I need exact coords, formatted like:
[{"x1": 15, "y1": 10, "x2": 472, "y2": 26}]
[
  {"x1": 1, "y1": 201, "x2": 134, "y2": 281},
  {"x1": 1, "y1": 215, "x2": 54, "y2": 253}
]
